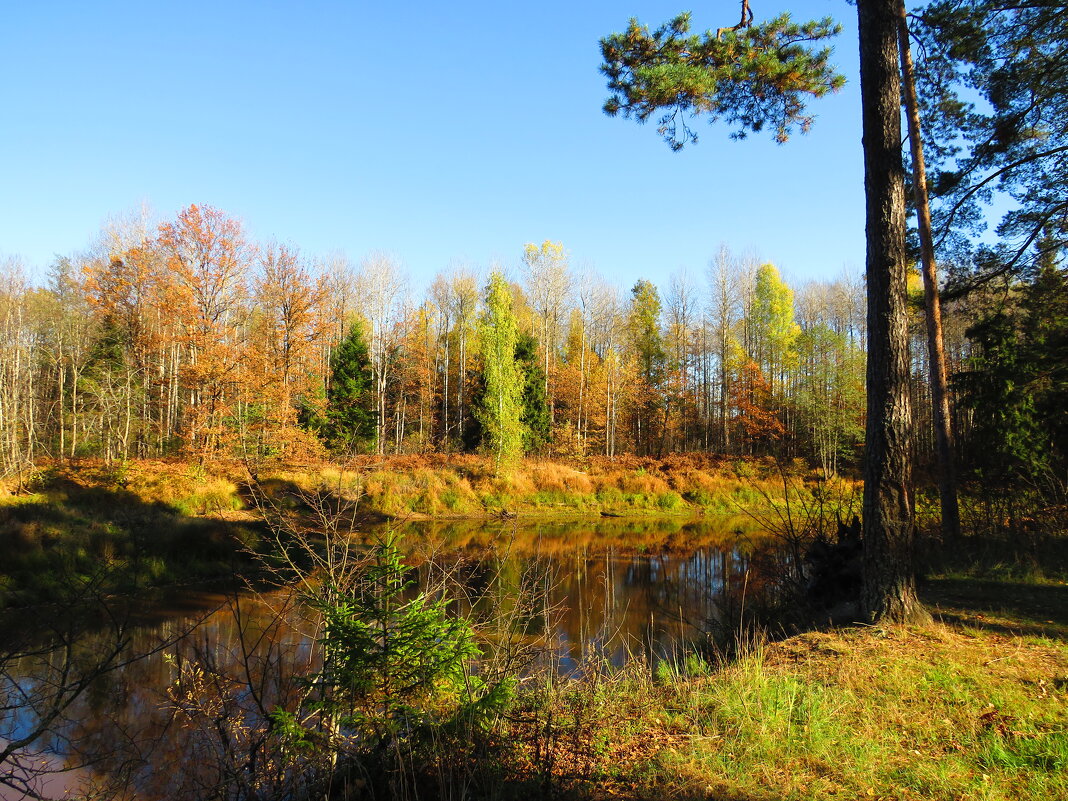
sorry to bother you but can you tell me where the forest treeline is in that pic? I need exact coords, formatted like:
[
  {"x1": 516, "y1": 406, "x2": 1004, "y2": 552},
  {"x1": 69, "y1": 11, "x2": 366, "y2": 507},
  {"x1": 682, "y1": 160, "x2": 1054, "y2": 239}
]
[{"x1": 0, "y1": 203, "x2": 1063, "y2": 510}]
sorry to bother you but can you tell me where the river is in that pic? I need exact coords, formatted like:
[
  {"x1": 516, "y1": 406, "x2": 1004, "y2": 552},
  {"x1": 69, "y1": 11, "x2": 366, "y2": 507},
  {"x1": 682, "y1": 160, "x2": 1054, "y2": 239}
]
[{"x1": 0, "y1": 515, "x2": 785, "y2": 800}]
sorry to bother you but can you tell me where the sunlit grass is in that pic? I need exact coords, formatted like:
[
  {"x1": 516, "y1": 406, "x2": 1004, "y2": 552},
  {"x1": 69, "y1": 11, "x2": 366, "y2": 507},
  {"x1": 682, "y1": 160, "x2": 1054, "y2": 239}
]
[{"x1": 497, "y1": 624, "x2": 1068, "y2": 801}]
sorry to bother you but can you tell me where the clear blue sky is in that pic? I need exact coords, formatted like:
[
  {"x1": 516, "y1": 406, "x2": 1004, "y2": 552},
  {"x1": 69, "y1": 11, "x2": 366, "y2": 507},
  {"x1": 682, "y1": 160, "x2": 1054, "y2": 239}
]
[{"x1": 1, "y1": 0, "x2": 863, "y2": 290}]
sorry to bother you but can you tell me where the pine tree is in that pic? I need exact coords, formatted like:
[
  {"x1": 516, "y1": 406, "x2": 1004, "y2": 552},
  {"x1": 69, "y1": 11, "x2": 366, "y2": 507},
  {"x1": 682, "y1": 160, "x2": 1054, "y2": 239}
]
[
  {"x1": 958, "y1": 248, "x2": 1068, "y2": 492},
  {"x1": 600, "y1": 11, "x2": 843, "y2": 148},
  {"x1": 599, "y1": 0, "x2": 926, "y2": 621},
  {"x1": 914, "y1": 0, "x2": 1068, "y2": 282}
]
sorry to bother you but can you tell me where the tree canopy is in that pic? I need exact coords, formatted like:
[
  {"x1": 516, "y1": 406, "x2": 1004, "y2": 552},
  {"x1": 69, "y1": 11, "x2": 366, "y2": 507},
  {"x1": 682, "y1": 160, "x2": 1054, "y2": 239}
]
[{"x1": 914, "y1": 0, "x2": 1068, "y2": 285}]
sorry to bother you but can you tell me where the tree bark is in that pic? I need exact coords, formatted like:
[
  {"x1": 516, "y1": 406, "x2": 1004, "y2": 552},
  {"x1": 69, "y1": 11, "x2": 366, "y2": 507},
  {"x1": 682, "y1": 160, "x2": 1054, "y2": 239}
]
[
  {"x1": 857, "y1": 0, "x2": 928, "y2": 623},
  {"x1": 897, "y1": 2, "x2": 962, "y2": 541}
]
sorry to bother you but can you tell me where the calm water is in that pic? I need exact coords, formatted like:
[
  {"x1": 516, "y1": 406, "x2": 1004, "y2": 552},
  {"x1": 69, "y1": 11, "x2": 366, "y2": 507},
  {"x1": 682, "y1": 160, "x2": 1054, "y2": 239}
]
[{"x1": 1, "y1": 515, "x2": 784, "y2": 800}]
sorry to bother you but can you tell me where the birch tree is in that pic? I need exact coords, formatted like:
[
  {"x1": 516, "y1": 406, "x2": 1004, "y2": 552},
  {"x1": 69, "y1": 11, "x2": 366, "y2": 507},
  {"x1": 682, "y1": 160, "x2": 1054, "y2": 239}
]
[
  {"x1": 522, "y1": 241, "x2": 571, "y2": 421},
  {"x1": 356, "y1": 253, "x2": 406, "y2": 455},
  {"x1": 477, "y1": 272, "x2": 524, "y2": 470}
]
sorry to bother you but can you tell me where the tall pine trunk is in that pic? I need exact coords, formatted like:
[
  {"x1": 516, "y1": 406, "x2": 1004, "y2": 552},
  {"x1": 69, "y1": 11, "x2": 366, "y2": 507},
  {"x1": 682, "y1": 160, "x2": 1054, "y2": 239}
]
[
  {"x1": 857, "y1": 0, "x2": 927, "y2": 622},
  {"x1": 897, "y1": 2, "x2": 961, "y2": 541}
]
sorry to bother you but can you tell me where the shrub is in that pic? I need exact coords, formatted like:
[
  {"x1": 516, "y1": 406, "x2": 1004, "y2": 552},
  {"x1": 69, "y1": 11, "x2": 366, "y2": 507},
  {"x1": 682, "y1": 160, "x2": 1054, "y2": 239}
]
[{"x1": 657, "y1": 491, "x2": 684, "y2": 511}]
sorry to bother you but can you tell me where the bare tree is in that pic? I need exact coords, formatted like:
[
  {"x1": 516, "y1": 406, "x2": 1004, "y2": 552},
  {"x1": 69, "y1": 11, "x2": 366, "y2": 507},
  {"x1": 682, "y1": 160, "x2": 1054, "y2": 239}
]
[
  {"x1": 666, "y1": 268, "x2": 698, "y2": 450},
  {"x1": 446, "y1": 267, "x2": 479, "y2": 444},
  {"x1": 0, "y1": 260, "x2": 42, "y2": 476},
  {"x1": 522, "y1": 242, "x2": 572, "y2": 422},
  {"x1": 707, "y1": 246, "x2": 744, "y2": 453}
]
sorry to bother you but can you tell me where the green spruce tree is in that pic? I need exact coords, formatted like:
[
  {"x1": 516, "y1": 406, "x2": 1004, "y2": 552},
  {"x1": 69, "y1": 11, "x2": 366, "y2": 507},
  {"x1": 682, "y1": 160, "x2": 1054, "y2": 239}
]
[
  {"x1": 323, "y1": 321, "x2": 376, "y2": 455},
  {"x1": 516, "y1": 332, "x2": 550, "y2": 454}
]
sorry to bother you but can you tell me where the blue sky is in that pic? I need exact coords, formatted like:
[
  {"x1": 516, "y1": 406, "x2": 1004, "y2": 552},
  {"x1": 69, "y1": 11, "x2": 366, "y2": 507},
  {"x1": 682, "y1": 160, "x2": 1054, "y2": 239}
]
[{"x1": 2, "y1": 0, "x2": 863, "y2": 290}]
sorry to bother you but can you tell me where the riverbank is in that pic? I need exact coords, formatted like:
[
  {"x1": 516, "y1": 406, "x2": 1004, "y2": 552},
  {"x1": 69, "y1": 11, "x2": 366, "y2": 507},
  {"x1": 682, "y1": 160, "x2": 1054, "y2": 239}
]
[
  {"x1": 2, "y1": 460, "x2": 1065, "y2": 799},
  {"x1": 0, "y1": 461, "x2": 263, "y2": 607},
  {"x1": 4, "y1": 454, "x2": 846, "y2": 518},
  {"x1": 0, "y1": 455, "x2": 833, "y2": 607},
  {"x1": 267, "y1": 452, "x2": 851, "y2": 519}
]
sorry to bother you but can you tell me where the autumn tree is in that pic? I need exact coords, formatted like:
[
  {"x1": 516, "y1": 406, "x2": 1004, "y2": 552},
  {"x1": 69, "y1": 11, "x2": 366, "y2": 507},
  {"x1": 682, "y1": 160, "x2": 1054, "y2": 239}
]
[
  {"x1": 430, "y1": 266, "x2": 480, "y2": 447},
  {"x1": 587, "y1": 280, "x2": 627, "y2": 457},
  {"x1": 356, "y1": 253, "x2": 407, "y2": 455},
  {"x1": 448, "y1": 269, "x2": 480, "y2": 445},
  {"x1": 665, "y1": 269, "x2": 699, "y2": 449},
  {"x1": 251, "y1": 243, "x2": 327, "y2": 457},
  {"x1": 749, "y1": 263, "x2": 800, "y2": 395},
  {"x1": 627, "y1": 279, "x2": 667, "y2": 455},
  {"x1": 43, "y1": 258, "x2": 99, "y2": 459},
  {"x1": 157, "y1": 204, "x2": 251, "y2": 461},
  {"x1": 795, "y1": 318, "x2": 865, "y2": 475},
  {"x1": 82, "y1": 238, "x2": 164, "y2": 456},
  {"x1": 707, "y1": 246, "x2": 746, "y2": 453},
  {"x1": 0, "y1": 260, "x2": 36, "y2": 474},
  {"x1": 732, "y1": 360, "x2": 786, "y2": 447},
  {"x1": 569, "y1": 267, "x2": 604, "y2": 451},
  {"x1": 522, "y1": 241, "x2": 571, "y2": 421},
  {"x1": 398, "y1": 299, "x2": 440, "y2": 451},
  {"x1": 77, "y1": 316, "x2": 138, "y2": 462}
]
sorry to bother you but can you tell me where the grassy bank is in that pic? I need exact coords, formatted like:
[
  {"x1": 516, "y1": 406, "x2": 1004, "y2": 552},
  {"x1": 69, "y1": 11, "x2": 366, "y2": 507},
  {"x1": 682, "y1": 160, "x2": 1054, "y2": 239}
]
[
  {"x1": 3, "y1": 455, "x2": 844, "y2": 523},
  {"x1": 0, "y1": 455, "x2": 825, "y2": 607},
  {"x1": 482, "y1": 617, "x2": 1067, "y2": 801},
  {"x1": 0, "y1": 461, "x2": 263, "y2": 607},
  {"x1": 271, "y1": 452, "x2": 854, "y2": 520}
]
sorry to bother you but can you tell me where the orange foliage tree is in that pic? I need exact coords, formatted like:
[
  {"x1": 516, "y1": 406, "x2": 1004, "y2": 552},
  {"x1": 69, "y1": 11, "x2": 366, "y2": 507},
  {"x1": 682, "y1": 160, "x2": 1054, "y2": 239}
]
[
  {"x1": 249, "y1": 243, "x2": 328, "y2": 458},
  {"x1": 157, "y1": 204, "x2": 251, "y2": 461},
  {"x1": 732, "y1": 360, "x2": 786, "y2": 451}
]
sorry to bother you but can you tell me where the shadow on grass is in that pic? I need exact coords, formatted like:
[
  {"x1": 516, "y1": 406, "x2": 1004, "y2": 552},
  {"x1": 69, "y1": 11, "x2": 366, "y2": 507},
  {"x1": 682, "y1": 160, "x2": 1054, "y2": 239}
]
[
  {"x1": 0, "y1": 473, "x2": 266, "y2": 608},
  {"x1": 923, "y1": 576, "x2": 1068, "y2": 640}
]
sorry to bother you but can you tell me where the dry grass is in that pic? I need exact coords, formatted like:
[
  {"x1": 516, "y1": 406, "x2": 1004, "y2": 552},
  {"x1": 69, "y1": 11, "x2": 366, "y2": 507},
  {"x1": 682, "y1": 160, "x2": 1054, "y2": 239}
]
[{"x1": 7, "y1": 455, "x2": 856, "y2": 524}]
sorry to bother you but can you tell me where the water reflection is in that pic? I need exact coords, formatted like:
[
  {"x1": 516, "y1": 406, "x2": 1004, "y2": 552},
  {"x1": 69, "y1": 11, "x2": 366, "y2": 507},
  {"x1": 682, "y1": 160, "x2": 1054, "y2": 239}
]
[{"x1": 1, "y1": 515, "x2": 782, "y2": 800}]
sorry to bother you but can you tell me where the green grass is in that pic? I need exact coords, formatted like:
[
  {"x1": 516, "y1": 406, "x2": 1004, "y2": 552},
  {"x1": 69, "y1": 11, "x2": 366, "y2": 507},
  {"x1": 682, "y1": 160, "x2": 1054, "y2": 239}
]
[{"x1": 488, "y1": 624, "x2": 1068, "y2": 800}]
